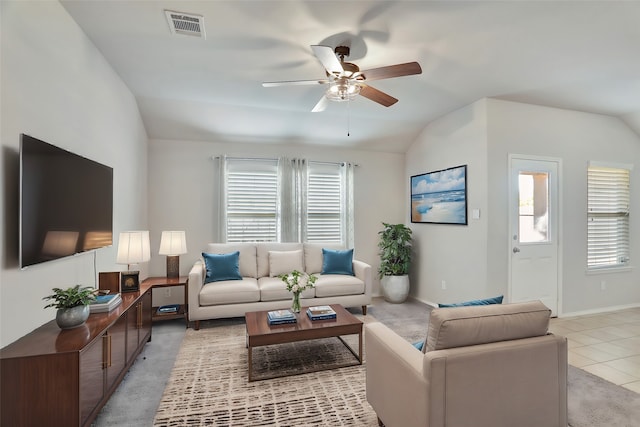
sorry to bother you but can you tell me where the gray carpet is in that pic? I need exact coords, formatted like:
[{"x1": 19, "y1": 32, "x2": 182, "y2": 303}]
[{"x1": 94, "y1": 297, "x2": 640, "y2": 426}]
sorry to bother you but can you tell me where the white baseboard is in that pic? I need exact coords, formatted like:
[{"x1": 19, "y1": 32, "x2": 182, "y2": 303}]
[{"x1": 559, "y1": 302, "x2": 640, "y2": 318}]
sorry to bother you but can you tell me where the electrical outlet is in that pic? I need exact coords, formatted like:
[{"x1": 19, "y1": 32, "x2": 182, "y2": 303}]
[
  {"x1": 441, "y1": 280, "x2": 447, "y2": 290},
  {"x1": 600, "y1": 281, "x2": 606, "y2": 291},
  {"x1": 165, "y1": 288, "x2": 171, "y2": 297}
]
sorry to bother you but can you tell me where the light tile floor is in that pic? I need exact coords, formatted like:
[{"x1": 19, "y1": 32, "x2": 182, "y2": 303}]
[{"x1": 549, "y1": 306, "x2": 640, "y2": 393}]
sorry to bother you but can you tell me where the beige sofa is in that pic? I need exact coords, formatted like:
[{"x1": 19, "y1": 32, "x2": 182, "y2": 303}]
[
  {"x1": 188, "y1": 242, "x2": 372, "y2": 329},
  {"x1": 365, "y1": 301, "x2": 567, "y2": 427}
]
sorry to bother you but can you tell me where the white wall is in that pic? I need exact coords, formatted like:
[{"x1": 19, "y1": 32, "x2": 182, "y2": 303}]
[
  {"x1": 486, "y1": 99, "x2": 640, "y2": 314},
  {"x1": 405, "y1": 100, "x2": 490, "y2": 305},
  {"x1": 0, "y1": 1, "x2": 148, "y2": 347},
  {"x1": 147, "y1": 138, "x2": 406, "y2": 304},
  {"x1": 405, "y1": 97, "x2": 640, "y2": 313}
]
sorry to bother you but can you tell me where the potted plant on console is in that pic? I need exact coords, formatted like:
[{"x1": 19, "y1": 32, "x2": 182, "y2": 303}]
[
  {"x1": 378, "y1": 222, "x2": 412, "y2": 303},
  {"x1": 43, "y1": 285, "x2": 97, "y2": 329}
]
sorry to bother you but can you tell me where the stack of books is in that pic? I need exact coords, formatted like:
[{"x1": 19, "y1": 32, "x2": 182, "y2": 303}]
[
  {"x1": 306, "y1": 305, "x2": 337, "y2": 321},
  {"x1": 267, "y1": 309, "x2": 297, "y2": 325},
  {"x1": 89, "y1": 293, "x2": 122, "y2": 313}
]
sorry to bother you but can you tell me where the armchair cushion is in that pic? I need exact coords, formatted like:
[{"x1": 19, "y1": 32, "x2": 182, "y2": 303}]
[
  {"x1": 425, "y1": 300, "x2": 551, "y2": 352},
  {"x1": 202, "y1": 251, "x2": 242, "y2": 283}
]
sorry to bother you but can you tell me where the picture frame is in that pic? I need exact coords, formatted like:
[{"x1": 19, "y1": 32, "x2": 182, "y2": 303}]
[
  {"x1": 120, "y1": 271, "x2": 140, "y2": 293},
  {"x1": 411, "y1": 164, "x2": 468, "y2": 225}
]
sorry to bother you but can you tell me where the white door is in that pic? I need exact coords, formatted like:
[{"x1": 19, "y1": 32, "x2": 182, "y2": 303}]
[{"x1": 509, "y1": 156, "x2": 560, "y2": 315}]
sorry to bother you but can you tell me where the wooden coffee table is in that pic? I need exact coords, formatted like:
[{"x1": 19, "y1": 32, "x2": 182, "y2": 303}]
[{"x1": 245, "y1": 304, "x2": 363, "y2": 381}]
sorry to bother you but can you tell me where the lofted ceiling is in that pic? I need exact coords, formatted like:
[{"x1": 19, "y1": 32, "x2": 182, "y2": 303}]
[{"x1": 61, "y1": 0, "x2": 640, "y2": 153}]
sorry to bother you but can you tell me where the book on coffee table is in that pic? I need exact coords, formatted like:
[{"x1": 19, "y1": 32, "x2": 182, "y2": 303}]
[
  {"x1": 267, "y1": 309, "x2": 296, "y2": 325},
  {"x1": 306, "y1": 305, "x2": 337, "y2": 321}
]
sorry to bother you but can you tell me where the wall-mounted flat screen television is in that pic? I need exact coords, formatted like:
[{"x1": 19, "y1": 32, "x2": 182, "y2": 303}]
[{"x1": 20, "y1": 134, "x2": 113, "y2": 268}]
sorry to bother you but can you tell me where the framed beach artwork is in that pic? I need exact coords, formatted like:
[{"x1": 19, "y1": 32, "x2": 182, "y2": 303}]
[{"x1": 411, "y1": 164, "x2": 468, "y2": 225}]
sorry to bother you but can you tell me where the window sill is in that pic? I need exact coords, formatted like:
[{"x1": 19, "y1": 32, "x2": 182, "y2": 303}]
[{"x1": 586, "y1": 266, "x2": 634, "y2": 275}]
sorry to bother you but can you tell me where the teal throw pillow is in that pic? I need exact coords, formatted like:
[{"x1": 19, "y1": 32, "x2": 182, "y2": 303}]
[
  {"x1": 202, "y1": 251, "x2": 242, "y2": 283},
  {"x1": 321, "y1": 248, "x2": 354, "y2": 275},
  {"x1": 438, "y1": 295, "x2": 503, "y2": 308},
  {"x1": 412, "y1": 340, "x2": 424, "y2": 351}
]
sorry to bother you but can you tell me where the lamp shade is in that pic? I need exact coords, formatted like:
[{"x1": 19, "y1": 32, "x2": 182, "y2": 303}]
[
  {"x1": 116, "y1": 231, "x2": 151, "y2": 265},
  {"x1": 158, "y1": 231, "x2": 187, "y2": 256}
]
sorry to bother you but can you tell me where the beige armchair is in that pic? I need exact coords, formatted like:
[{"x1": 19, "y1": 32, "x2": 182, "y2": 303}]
[{"x1": 365, "y1": 301, "x2": 567, "y2": 427}]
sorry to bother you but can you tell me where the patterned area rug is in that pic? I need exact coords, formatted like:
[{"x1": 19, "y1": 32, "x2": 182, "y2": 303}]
[
  {"x1": 155, "y1": 308, "x2": 640, "y2": 427},
  {"x1": 154, "y1": 321, "x2": 378, "y2": 426}
]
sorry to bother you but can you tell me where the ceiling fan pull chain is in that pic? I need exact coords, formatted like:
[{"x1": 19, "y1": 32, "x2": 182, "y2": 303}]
[{"x1": 347, "y1": 98, "x2": 351, "y2": 136}]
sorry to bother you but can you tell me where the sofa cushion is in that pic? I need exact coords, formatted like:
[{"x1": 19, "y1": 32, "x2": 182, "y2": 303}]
[
  {"x1": 199, "y1": 278, "x2": 260, "y2": 306},
  {"x1": 314, "y1": 274, "x2": 365, "y2": 297},
  {"x1": 258, "y1": 277, "x2": 315, "y2": 301},
  {"x1": 202, "y1": 251, "x2": 242, "y2": 283},
  {"x1": 206, "y1": 243, "x2": 257, "y2": 278},
  {"x1": 304, "y1": 243, "x2": 345, "y2": 274},
  {"x1": 256, "y1": 243, "x2": 303, "y2": 278},
  {"x1": 438, "y1": 295, "x2": 503, "y2": 307},
  {"x1": 425, "y1": 300, "x2": 551, "y2": 352},
  {"x1": 268, "y1": 250, "x2": 304, "y2": 277},
  {"x1": 321, "y1": 248, "x2": 355, "y2": 275}
]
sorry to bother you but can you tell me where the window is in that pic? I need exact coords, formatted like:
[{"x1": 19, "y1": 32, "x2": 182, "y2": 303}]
[
  {"x1": 587, "y1": 163, "x2": 632, "y2": 269},
  {"x1": 518, "y1": 172, "x2": 549, "y2": 243},
  {"x1": 219, "y1": 156, "x2": 354, "y2": 245},
  {"x1": 306, "y1": 162, "x2": 343, "y2": 242},
  {"x1": 223, "y1": 158, "x2": 278, "y2": 242}
]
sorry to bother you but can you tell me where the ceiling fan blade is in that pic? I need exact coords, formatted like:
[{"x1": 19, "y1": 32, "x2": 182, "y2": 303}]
[
  {"x1": 311, "y1": 95, "x2": 329, "y2": 112},
  {"x1": 359, "y1": 84, "x2": 398, "y2": 107},
  {"x1": 311, "y1": 45, "x2": 343, "y2": 75},
  {"x1": 361, "y1": 62, "x2": 422, "y2": 81},
  {"x1": 262, "y1": 79, "x2": 329, "y2": 87}
]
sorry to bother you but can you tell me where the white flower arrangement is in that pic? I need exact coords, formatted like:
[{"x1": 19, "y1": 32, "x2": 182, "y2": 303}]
[
  {"x1": 279, "y1": 270, "x2": 318, "y2": 293},
  {"x1": 279, "y1": 270, "x2": 318, "y2": 312}
]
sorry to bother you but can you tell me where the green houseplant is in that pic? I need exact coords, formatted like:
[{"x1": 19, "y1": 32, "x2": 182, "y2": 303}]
[
  {"x1": 43, "y1": 285, "x2": 97, "y2": 329},
  {"x1": 378, "y1": 222, "x2": 412, "y2": 303}
]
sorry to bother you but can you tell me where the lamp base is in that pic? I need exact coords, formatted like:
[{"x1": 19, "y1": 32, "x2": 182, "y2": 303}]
[{"x1": 166, "y1": 256, "x2": 179, "y2": 278}]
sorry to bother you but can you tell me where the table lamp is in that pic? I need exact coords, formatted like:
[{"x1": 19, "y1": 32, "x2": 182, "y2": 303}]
[
  {"x1": 158, "y1": 231, "x2": 187, "y2": 278},
  {"x1": 116, "y1": 231, "x2": 151, "y2": 292}
]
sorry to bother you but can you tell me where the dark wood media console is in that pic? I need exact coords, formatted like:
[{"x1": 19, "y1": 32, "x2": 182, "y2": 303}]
[{"x1": 0, "y1": 282, "x2": 154, "y2": 427}]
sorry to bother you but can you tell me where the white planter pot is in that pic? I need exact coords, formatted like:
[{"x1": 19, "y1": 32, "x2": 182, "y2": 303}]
[{"x1": 381, "y1": 275, "x2": 410, "y2": 303}]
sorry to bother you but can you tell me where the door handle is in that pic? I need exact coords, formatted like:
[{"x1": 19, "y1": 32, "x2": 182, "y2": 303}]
[{"x1": 513, "y1": 247, "x2": 520, "y2": 253}]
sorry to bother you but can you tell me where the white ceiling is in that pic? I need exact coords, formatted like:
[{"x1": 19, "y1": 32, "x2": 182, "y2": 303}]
[{"x1": 61, "y1": 0, "x2": 640, "y2": 153}]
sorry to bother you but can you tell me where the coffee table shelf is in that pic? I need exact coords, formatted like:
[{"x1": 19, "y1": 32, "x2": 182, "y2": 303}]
[{"x1": 245, "y1": 304, "x2": 363, "y2": 381}]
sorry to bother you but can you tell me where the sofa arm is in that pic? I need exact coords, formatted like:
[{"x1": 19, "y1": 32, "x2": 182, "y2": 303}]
[
  {"x1": 188, "y1": 260, "x2": 205, "y2": 313},
  {"x1": 365, "y1": 322, "x2": 429, "y2": 427},
  {"x1": 352, "y1": 259, "x2": 372, "y2": 296}
]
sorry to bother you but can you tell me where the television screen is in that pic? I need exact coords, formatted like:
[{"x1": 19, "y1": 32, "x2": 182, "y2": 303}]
[{"x1": 20, "y1": 134, "x2": 113, "y2": 268}]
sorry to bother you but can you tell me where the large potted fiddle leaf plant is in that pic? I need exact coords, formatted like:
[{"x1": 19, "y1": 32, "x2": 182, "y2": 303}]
[{"x1": 378, "y1": 222, "x2": 412, "y2": 303}]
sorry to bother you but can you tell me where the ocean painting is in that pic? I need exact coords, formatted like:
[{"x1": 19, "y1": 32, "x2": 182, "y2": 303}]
[{"x1": 411, "y1": 165, "x2": 467, "y2": 224}]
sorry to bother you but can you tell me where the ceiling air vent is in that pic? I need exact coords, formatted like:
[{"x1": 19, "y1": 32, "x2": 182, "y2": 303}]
[{"x1": 165, "y1": 10, "x2": 206, "y2": 39}]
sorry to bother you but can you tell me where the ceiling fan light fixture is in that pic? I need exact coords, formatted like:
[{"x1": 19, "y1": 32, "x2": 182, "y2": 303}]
[{"x1": 326, "y1": 79, "x2": 360, "y2": 102}]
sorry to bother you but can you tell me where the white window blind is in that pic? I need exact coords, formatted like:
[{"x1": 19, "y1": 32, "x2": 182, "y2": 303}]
[
  {"x1": 220, "y1": 157, "x2": 354, "y2": 246},
  {"x1": 225, "y1": 158, "x2": 278, "y2": 242},
  {"x1": 306, "y1": 162, "x2": 342, "y2": 242},
  {"x1": 587, "y1": 165, "x2": 631, "y2": 269}
]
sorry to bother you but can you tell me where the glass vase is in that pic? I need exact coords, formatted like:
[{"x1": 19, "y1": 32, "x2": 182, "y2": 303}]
[{"x1": 291, "y1": 292, "x2": 301, "y2": 313}]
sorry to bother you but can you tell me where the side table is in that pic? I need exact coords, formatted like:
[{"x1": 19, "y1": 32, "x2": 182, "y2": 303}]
[{"x1": 142, "y1": 276, "x2": 189, "y2": 326}]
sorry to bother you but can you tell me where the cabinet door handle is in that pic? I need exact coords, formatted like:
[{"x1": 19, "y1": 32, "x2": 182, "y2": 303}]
[
  {"x1": 137, "y1": 303, "x2": 142, "y2": 329},
  {"x1": 107, "y1": 334, "x2": 112, "y2": 367},
  {"x1": 102, "y1": 334, "x2": 109, "y2": 369}
]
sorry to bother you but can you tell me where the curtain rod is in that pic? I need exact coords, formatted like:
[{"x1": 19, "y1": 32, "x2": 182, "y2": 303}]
[{"x1": 211, "y1": 155, "x2": 358, "y2": 167}]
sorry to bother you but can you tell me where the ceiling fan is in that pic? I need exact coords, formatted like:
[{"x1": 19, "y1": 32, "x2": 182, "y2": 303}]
[{"x1": 262, "y1": 45, "x2": 422, "y2": 112}]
